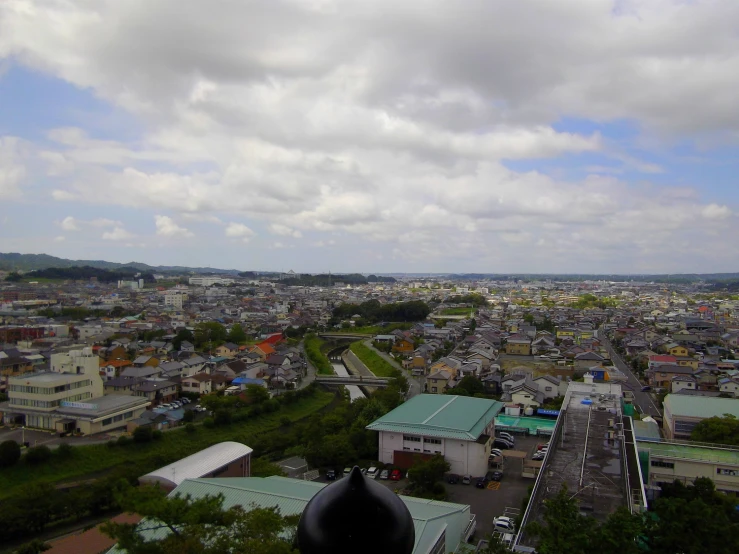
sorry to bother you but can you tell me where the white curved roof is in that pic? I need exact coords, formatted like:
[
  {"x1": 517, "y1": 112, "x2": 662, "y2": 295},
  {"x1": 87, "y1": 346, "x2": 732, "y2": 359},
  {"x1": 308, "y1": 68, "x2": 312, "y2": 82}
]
[{"x1": 140, "y1": 441, "x2": 253, "y2": 488}]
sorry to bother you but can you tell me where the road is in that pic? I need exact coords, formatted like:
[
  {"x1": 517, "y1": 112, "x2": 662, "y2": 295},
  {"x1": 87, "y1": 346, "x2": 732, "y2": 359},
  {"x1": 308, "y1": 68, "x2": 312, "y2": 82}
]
[{"x1": 599, "y1": 329, "x2": 662, "y2": 418}]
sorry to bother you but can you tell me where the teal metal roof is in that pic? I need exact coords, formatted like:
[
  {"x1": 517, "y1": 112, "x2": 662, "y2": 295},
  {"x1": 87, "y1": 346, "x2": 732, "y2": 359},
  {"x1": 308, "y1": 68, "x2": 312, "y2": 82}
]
[
  {"x1": 107, "y1": 476, "x2": 471, "y2": 554},
  {"x1": 663, "y1": 394, "x2": 739, "y2": 419},
  {"x1": 366, "y1": 394, "x2": 504, "y2": 440},
  {"x1": 638, "y1": 440, "x2": 739, "y2": 465}
]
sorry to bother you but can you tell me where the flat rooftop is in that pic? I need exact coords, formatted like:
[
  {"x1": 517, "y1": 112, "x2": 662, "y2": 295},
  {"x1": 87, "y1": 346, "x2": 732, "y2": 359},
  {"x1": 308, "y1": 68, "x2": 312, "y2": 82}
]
[
  {"x1": 517, "y1": 382, "x2": 629, "y2": 549},
  {"x1": 638, "y1": 440, "x2": 739, "y2": 465}
]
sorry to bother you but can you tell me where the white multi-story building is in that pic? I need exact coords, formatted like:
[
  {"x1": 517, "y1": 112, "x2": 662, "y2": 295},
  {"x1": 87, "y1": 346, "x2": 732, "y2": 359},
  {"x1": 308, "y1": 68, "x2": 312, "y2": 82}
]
[
  {"x1": 164, "y1": 291, "x2": 188, "y2": 309},
  {"x1": 188, "y1": 276, "x2": 235, "y2": 287}
]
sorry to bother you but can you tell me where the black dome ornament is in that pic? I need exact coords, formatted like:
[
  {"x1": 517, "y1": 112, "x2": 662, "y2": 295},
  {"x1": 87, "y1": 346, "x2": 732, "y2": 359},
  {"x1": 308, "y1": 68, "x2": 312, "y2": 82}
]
[{"x1": 296, "y1": 466, "x2": 416, "y2": 554}]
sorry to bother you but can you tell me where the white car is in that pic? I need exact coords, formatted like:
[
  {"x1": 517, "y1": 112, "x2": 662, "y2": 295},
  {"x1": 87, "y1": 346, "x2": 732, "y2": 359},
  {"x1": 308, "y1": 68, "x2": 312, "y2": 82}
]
[
  {"x1": 366, "y1": 466, "x2": 378, "y2": 479},
  {"x1": 171, "y1": 402, "x2": 181, "y2": 409},
  {"x1": 489, "y1": 449, "x2": 504, "y2": 459},
  {"x1": 493, "y1": 516, "x2": 516, "y2": 533},
  {"x1": 159, "y1": 403, "x2": 172, "y2": 410}
]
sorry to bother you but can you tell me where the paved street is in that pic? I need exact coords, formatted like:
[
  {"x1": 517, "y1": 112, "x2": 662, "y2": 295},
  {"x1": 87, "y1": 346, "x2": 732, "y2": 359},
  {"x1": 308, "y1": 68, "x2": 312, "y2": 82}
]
[{"x1": 599, "y1": 330, "x2": 662, "y2": 417}]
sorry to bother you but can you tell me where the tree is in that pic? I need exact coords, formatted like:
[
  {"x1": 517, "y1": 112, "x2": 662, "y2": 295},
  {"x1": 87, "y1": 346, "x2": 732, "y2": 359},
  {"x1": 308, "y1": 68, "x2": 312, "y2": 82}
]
[
  {"x1": 101, "y1": 484, "x2": 298, "y2": 554},
  {"x1": 690, "y1": 414, "x2": 739, "y2": 445},
  {"x1": 407, "y1": 453, "x2": 450, "y2": 497},
  {"x1": 455, "y1": 376, "x2": 485, "y2": 396},
  {"x1": 527, "y1": 485, "x2": 598, "y2": 554},
  {"x1": 13, "y1": 539, "x2": 50, "y2": 554},
  {"x1": 194, "y1": 322, "x2": 228, "y2": 350},
  {"x1": 133, "y1": 426, "x2": 153, "y2": 443},
  {"x1": 172, "y1": 328, "x2": 195, "y2": 351},
  {"x1": 227, "y1": 323, "x2": 247, "y2": 344},
  {"x1": 0, "y1": 439, "x2": 21, "y2": 468}
]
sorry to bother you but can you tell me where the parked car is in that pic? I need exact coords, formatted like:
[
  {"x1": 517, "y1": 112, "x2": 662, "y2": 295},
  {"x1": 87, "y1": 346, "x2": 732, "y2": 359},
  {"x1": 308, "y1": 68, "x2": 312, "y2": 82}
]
[
  {"x1": 493, "y1": 438, "x2": 513, "y2": 449},
  {"x1": 476, "y1": 477, "x2": 488, "y2": 488},
  {"x1": 532, "y1": 451, "x2": 546, "y2": 461},
  {"x1": 379, "y1": 469, "x2": 390, "y2": 480},
  {"x1": 497, "y1": 432, "x2": 515, "y2": 443},
  {"x1": 326, "y1": 469, "x2": 336, "y2": 481},
  {"x1": 343, "y1": 467, "x2": 352, "y2": 478},
  {"x1": 488, "y1": 471, "x2": 503, "y2": 482},
  {"x1": 447, "y1": 473, "x2": 460, "y2": 484},
  {"x1": 366, "y1": 466, "x2": 378, "y2": 479},
  {"x1": 159, "y1": 403, "x2": 172, "y2": 409},
  {"x1": 462, "y1": 474, "x2": 471, "y2": 485},
  {"x1": 537, "y1": 442, "x2": 550, "y2": 451},
  {"x1": 390, "y1": 469, "x2": 402, "y2": 481},
  {"x1": 489, "y1": 448, "x2": 504, "y2": 459},
  {"x1": 171, "y1": 402, "x2": 181, "y2": 409},
  {"x1": 641, "y1": 385, "x2": 652, "y2": 392},
  {"x1": 180, "y1": 398, "x2": 190, "y2": 404},
  {"x1": 493, "y1": 516, "x2": 516, "y2": 533}
]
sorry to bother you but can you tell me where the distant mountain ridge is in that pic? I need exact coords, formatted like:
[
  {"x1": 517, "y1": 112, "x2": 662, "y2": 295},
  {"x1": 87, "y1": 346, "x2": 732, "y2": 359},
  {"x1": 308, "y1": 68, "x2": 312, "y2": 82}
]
[{"x1": 0, "y1": 252, "x2": 240, "y2": 274}]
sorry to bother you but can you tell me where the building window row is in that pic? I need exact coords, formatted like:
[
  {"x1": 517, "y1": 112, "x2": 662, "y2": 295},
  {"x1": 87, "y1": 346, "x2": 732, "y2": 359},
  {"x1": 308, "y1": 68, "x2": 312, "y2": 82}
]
[
  {"x1": 425, "y1": 438, "x2": 442, "y2": 445},
  {"x1": 403, "y1": 435, "x2": 421, "y2": 442},
  {"x1": 651, "y1": 460, "x2": 675, "y2": 469},
  {"x1": 717, "y1": 468, "x2": 738, "y2": 477},
  {"x1": 10, "y1": 379, "x2": 91, "y2": 395},
  {"x1": 101, "y1": 411, "x2": 134, "y2": 426}
]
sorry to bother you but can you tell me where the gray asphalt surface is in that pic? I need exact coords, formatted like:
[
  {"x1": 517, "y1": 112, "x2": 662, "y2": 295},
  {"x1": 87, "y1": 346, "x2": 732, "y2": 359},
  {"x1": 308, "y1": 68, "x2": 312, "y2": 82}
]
[{"x1": 599, "y1": 330, "x2": 662, "y2": 417}]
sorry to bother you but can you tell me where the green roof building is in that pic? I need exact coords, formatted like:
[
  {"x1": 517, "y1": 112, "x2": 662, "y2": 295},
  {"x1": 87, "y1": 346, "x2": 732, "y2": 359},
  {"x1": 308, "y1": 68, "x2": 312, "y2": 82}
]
[
  {"x1": 107, "y1": 476, "x2": 476, "y2": 554},
  {"x1": 366, "y1": 394, "x2": 504, "y2": 477}
]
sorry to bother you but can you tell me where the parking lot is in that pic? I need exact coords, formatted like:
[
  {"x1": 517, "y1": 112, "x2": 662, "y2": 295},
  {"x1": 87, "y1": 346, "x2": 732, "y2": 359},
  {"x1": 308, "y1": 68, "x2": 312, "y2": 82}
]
[{"x1": 316, "y1": 434, "x2": 546, "y2": 541}]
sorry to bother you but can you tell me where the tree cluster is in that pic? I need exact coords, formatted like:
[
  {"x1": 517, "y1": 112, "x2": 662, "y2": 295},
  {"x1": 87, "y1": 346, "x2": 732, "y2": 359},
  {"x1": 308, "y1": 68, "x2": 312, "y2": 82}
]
[
  {"x1": 529, "y1": 478, "x2": 739, "y2": 554},
  {"x1": 406, "y1": 454, "x2": 450, "y2": 500},
  {"x1": 690, "y1": 414, "x2": 739, "y2": 445},
  {"x1": 24, "y1": 265, "x2": 155, "y2": 283},
  {"x1": 280, "y1": 273, "x2": 396, "y2": 287},
  {"x1": 446, "y1": 293, "x2": 487, "y2": 306},
  {"x1": 332, "y1": 299, "x2": 430, "y2": 324}
]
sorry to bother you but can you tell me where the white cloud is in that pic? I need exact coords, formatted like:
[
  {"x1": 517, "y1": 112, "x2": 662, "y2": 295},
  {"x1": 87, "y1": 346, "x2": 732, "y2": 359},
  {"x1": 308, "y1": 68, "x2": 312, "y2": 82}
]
[
  {"x1": 53, "y1": 235, "x2": 65, "y2": 242},
  {"x1": 0, "y1": 137, "x2": 28, "y2": 199},
  {"x1": 155, "y1": 215, "x2": 193, "y2": 238},
  {"x1": 269, "y1": 224, "x2": 302, "y2": 238},
  {"x1": 102, "y1": 226, "x2": 134, "y2": 240},
  {"x1": 60, "y1": 216, "x2": 79, "y2": 231},
  {"x1": 225, "y1": 222, "x2": 256, "y2": 242},
  {"x1": 701, "y1": 203, "x2": 731, "y2": 220}
]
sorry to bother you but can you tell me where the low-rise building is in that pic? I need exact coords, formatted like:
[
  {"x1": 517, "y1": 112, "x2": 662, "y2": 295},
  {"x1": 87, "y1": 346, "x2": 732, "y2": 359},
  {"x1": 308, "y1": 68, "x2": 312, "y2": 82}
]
[
  {"x1": 662, "y1": 394, "x2": 739, "y2": 439},
  {"x1": 366, "y1": 394, "x2": 503, "y2": 477}
]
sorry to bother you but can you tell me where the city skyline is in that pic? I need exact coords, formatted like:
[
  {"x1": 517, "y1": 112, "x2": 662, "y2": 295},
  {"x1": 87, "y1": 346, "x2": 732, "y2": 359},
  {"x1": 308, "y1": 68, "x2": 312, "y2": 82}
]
[{"x1": 2, "y1": 1, "x2": 739, "y2": 273}]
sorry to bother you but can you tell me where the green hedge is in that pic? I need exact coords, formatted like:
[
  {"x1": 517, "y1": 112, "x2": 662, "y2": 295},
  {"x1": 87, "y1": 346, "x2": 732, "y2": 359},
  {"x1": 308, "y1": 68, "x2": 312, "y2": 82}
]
[
  {"x1": 349, "y1": 341, "x2": 400, "y2": 378},
  {"x1": 304, "y1": 334, "x2": 333, "y2": 375}
]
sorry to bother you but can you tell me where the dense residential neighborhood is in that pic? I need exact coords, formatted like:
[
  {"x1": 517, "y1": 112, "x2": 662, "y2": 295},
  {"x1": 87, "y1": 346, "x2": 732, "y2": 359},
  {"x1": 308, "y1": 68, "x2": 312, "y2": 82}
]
[{"x1": 1, "y1": 267, "x2": 739, "y2": 553}]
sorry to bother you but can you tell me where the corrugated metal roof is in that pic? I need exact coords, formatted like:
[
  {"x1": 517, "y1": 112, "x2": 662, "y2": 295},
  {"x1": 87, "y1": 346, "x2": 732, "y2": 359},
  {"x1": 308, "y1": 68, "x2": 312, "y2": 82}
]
[
  {"x1": 139, "y1": 442, "x2": 253, "y2": 487},
  {"x1": 366, "y1": 394, "x2": 503, "y2": 441},
  {"x1": 664, "y1": 394, "x2": 739, "y2": 419}
]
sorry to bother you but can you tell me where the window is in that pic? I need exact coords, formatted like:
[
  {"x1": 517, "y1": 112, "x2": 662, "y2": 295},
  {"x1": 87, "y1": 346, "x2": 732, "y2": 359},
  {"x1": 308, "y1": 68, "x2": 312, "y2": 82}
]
[
  {"x1": 545, "y1": 386, "x2": 553, "y2": 391},
  {"x1": 425, "y1": 438, "x2": 441, "y2": 445},
  {"x1": 403, "y1": 435, "x2": 421, "y2": 442},
  {"x1": 651, "y1": 460, "x2": 675, "y2": 469},
  {"x1": 717, "y1": 468, "x2": 738, "y2": 477}
]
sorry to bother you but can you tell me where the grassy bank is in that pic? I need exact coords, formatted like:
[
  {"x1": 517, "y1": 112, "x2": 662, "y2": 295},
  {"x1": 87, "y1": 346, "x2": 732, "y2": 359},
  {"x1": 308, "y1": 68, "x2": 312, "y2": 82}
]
[
  {"x1": 304, "y1": 334, "x2": 334, "y2": 375},
  {"x1": 0, "y1": 391, "x2": 333, "y2": 500},
  {"x1": 349, "y1": 341, "x2": 399, "y2": 378}
]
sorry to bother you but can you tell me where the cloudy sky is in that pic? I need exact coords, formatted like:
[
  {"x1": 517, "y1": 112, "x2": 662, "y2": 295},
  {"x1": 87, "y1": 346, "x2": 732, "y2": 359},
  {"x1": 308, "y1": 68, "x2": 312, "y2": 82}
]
[{"x1": 1, "y1": 1, "x2": 738, "y2": 274}]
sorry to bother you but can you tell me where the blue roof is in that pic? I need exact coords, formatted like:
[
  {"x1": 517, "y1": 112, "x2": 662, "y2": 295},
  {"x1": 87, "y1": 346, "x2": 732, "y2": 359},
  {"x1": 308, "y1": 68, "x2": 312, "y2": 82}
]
[{"x1": 232, "y1": 377, "x2": 265, "y2": 385}]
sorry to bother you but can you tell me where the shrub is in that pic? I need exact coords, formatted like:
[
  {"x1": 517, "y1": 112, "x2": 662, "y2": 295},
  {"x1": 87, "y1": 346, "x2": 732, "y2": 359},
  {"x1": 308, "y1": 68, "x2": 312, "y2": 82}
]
[
  {"x1": 0, "y1": 439, "x2": 21, "y2": 468},
  {"x1": 25, "y1": 445, "x2": 53, "y2": 465},
  {"x1": 133, "y1": 426, "x2": 153, "y2": 443},
  {"x1": 214, "y1": 410, "x2": 232, "y2": 426},
  {"x1": 106, "y1": 440, "x2": 117, "y2": 448},
  {"x1": 203, "y1": 417, "x2": 215, "y2": 429},
  {"x1": 182, "y1": 410, "x2": 194, "y2": 423},
  {"x1": 117, "y1": 435, "x2": 131, "y2": 446},
  {"x1": 152, "y1": 430, "x2": 163, "y2": 441},
  {"x1": 279, "y1": 415, "x2": 291, "y2": 426},
  {"x1": 56, "y1": 443, "x2": 74, "y2": 459},
  {"x1": 185, "y1": 423, "x2": 196, "y2": 434}
]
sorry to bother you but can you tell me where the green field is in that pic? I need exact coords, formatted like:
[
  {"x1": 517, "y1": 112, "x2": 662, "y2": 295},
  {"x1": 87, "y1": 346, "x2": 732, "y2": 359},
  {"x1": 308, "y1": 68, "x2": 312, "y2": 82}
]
[
  {"x1": 304, "y1": 334, "x2": 333, "y2": 375},
  {"x1": 0, "y1": 391, "x2": 333, "y2": 500},
  {"x1": 349, "y1": 341, "x2": 399, "y2": 378},
  {"x1": 439, "y1": 307, "x2": 474, "y2": 315}
]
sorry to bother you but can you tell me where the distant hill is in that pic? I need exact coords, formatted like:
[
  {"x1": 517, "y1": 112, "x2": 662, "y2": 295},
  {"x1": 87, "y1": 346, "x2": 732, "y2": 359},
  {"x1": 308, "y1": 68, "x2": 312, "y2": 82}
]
[{"x1": 0, "y1": 252, "x2": 240, "y2": 274}]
